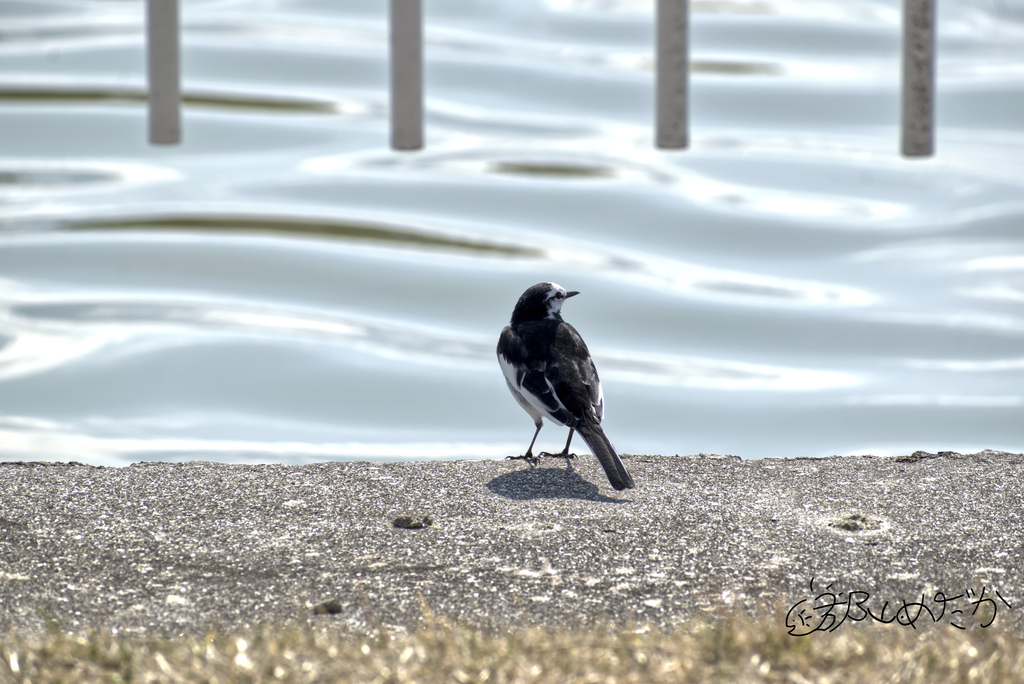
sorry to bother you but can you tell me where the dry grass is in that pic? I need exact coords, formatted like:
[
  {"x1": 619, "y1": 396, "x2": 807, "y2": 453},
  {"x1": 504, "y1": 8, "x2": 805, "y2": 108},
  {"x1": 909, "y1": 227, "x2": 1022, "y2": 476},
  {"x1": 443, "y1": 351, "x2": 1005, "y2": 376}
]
[{"x1": 1, "y1": 608, "x2": 1021, "y2": 683}]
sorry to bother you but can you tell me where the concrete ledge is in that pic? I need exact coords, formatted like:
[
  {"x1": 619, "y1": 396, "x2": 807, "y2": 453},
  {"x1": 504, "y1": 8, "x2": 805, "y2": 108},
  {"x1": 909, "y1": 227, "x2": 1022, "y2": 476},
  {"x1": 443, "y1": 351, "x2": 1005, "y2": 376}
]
[{"x1": 1, "y1": 451, "x2": 1021, "y2": 637}]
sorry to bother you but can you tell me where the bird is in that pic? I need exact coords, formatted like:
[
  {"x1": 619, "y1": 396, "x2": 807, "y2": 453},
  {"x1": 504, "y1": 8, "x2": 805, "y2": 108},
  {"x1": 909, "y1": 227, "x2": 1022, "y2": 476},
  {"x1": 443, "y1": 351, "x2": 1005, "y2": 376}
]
[{"x1": 497, "y1": 282, "x2": 635, "y2": 490}]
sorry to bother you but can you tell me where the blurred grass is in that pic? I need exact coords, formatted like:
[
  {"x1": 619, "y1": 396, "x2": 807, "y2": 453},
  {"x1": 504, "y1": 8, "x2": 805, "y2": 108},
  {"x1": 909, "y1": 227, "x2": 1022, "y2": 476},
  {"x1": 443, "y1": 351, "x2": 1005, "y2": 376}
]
[{"x1": 1, "y1": 608, "x2": 1021, "y2": 683}]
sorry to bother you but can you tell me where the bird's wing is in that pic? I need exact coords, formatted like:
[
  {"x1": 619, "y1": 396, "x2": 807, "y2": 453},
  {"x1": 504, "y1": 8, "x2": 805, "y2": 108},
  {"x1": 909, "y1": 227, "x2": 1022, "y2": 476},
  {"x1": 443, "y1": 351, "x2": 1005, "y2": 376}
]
[
  {"x1": 551, "y1": 322, "x2": 605, "y2": 424},
  {"x1": 520, "y1": 367, "x2": 577, "y2": 427},
  {"x1": 583, "y1": 354, "x2": 604, "y2": 422},
  {"x1": 498, "y1": 324, "x2": 577, "y2": 427},
  {"x1": 497, "y1": 326, "x2": 526, "y2": 387}
]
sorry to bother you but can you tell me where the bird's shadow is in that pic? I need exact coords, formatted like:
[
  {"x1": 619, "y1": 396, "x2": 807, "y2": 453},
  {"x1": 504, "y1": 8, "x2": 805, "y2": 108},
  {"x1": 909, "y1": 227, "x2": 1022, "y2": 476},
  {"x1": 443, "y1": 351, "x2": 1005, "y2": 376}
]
[{"x1": 487, "y1": 460, "x2": 630, "y2": 503}]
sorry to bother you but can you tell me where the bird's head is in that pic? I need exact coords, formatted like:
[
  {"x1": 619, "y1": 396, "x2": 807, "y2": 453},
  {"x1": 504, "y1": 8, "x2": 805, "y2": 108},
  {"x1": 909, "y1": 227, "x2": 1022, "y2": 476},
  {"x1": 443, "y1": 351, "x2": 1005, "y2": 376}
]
[{"x1": 511, "y1": 282, "x2": 579, "y2": 322}]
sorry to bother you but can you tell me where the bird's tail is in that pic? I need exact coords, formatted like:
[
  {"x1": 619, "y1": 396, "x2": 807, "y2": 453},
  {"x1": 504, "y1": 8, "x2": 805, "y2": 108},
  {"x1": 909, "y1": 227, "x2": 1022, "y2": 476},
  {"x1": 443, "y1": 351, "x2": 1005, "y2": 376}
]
[{"x1": 576, "y1": 423, "x2": 635, "y2": 490}]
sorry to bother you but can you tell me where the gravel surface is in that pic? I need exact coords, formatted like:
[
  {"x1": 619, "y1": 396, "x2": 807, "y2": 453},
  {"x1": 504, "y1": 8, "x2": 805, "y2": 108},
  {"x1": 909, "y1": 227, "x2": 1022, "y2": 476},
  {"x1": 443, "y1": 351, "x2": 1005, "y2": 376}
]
[{"x1": 1, "y1": 451, "x2": 1021, "y2": 638}]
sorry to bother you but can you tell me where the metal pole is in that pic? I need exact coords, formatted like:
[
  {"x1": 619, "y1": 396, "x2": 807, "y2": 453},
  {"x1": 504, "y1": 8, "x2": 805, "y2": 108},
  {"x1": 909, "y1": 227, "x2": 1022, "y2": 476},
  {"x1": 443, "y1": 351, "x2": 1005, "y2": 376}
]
[
  {"x1": 656, "y1": 0, "x2": 689, "y2": 149},
  {"x1": 147, "y1": 0, "x2": 181, "y2": 145},
  {"x1": 901, "y1": 0, "x2": 934, "y2": 157},
  {"x1": 390, "y1": 0, "x2": 423, "y2": 150}
]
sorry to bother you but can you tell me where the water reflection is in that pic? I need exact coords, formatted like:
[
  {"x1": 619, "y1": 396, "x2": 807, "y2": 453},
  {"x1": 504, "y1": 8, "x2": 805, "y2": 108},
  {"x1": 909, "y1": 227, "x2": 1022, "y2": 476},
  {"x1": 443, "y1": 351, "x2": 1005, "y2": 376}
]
[
  {"x1": 62, "y1": 213, "x2": 876, "y2": 309},
  {"x1": 488, "y1": 161, "x2": 616, "y2": 179},
  {"x1": 0, "y1": 85, "x2": 346, "y2": 114},
  {"x1": 0, "y1": 415, "x2": 515, "y2": 467},
  {"x1": 2, "y1": 0, "x2": 1023, "y2": 464},
  {"x1": 546, "y1": 0, "x2": 776, "y2": 15},
  {"x1": 906, "y1": 357, "x2": 1024, "y2": 372},
  {"x1": 305, "y1": 142, "x2": 913, "y2": 226},
  {"x1": 966, "y1": 256, "x2": 1024, "y2": 271},
  {"x1": 0, "y1": 161, "x2": 179, "y2": 199},
  {"x1": 848, "y1": 395, "x2": 1023, "y2": 407},
  {"x1": 4, "y1": 285, "x2": 861, "y2": 391},
  {"x1": 70, "y1": 215, "x2": 538, "y2": 257},
  {"x1": 598, "y1": 351, "x2": 860, "y2": 391}
]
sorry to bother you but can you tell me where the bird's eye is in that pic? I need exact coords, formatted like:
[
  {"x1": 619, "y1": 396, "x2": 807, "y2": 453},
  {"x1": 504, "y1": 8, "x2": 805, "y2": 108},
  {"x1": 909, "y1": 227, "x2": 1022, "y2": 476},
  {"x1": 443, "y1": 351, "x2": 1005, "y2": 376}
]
[{"x1": 554, "y1": 292, "x2": 564, "y2": 299}]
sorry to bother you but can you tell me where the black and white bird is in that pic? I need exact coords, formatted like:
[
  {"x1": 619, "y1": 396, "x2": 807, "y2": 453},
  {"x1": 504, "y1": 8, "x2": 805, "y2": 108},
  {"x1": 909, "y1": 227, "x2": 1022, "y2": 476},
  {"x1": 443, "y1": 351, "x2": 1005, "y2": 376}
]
[{"x1": 497, "y1": 282, "x2": 635, "y2": 490}]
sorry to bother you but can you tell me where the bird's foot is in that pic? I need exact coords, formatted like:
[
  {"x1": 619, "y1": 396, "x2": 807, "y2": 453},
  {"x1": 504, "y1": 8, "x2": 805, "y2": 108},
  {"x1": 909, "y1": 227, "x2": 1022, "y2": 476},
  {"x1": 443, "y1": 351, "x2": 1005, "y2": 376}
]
[
  {"x1": 540, "y1": 451, "x2": 577, "y2": 460},
  {"x1": 506, "y1": 453, "x2": 540, "y2": 465}
]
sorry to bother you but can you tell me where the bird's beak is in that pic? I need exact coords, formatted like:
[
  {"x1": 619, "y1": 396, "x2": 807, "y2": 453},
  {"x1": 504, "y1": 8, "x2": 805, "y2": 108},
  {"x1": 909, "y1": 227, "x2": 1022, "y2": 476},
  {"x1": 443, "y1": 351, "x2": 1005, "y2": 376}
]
[{"x1": 566, "y1": 291, "x2": 580, "y2": 298}]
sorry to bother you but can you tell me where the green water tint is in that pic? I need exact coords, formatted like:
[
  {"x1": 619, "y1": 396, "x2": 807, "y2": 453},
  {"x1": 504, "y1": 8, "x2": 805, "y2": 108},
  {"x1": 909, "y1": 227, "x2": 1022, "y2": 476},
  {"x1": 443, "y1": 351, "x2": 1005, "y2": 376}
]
[
  {"x1": 488, "y1": 161, "x2": 615, "y2": 179},
  {"x1": 69, "y1": 216, "x2": 540, "y2": 257},
  {"x1": 695, "y1": 60, "x2": 781, "y2": 75},
  {"x1": 0, "y1": 87, "x2": 338, "y2": 114},
  {"x1": 0, "y1": 170, "x2": 120, "y2": 185}
]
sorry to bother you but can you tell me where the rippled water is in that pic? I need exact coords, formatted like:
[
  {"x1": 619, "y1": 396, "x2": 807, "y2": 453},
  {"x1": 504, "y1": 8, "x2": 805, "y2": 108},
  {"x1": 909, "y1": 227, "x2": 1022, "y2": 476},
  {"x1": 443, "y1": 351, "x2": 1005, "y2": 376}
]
[{"x1": 2, "y1": 0, "x2": 1023, "y2": 466}]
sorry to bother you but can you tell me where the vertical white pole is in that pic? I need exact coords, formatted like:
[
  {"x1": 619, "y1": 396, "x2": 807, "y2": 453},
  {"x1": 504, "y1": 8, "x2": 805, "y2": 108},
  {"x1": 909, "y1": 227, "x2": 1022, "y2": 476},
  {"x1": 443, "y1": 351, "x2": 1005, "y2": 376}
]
[
  {"x1": 901, "y1": 0, "x2": 934, "y2": 157},
  {"x1": 656, "y1": 0, "x2": 689, "y2": 149},
  {"x1": 390, "y1": 0, "x2": 423, "y2": 150},
  {"x1": 147, "y1": 0, "x2": 181, "y2": 145}
]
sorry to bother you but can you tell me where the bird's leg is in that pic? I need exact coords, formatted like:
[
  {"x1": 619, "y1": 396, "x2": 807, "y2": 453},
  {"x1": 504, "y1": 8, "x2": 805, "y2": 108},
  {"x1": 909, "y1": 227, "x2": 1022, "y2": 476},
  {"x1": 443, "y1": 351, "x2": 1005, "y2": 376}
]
[
  {"x1": 506, "y1": 422, "x2": 542, "y2": 464},
  {"x1": 541, "y1": 428, "x2": 576, "y2": 459}
]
